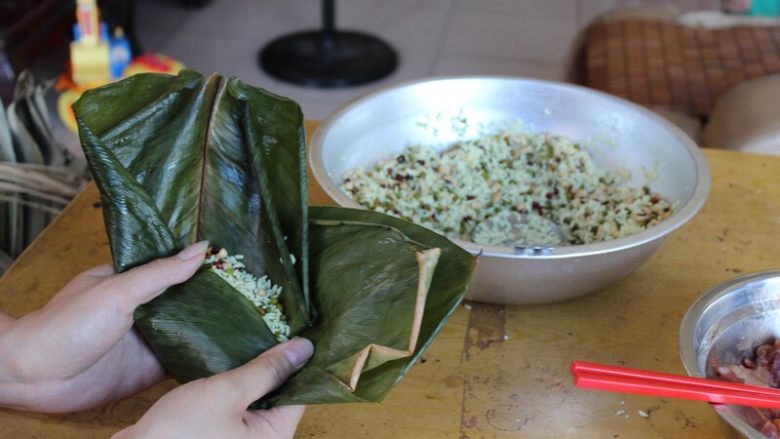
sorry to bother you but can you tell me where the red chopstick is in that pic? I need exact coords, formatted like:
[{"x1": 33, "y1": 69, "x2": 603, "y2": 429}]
[{"x1": 571, "y1": 360, "x2": 780, "y2": 409}]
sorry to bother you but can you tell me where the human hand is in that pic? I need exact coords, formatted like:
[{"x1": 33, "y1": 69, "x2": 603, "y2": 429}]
[
  {"x1": 113, "y1": 337, "x2": 313, "y2": 439},
  {"x1": 0, "y1": 241, "x2": 209, "y2": 413}
]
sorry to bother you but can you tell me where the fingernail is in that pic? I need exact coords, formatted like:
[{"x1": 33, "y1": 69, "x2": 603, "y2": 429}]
[
  {"x1": 177, "y1": 240, "x2": 210, "y2": 260},
  {"x1": 282, "y1": 337, "x2": 314, "y2": 368}
]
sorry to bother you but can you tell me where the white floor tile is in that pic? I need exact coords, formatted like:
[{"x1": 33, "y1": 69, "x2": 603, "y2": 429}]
[
  {"x1": 433, "y1": 54, "x2": 564, "y2": 80},
  {"x1": 136, "y1": 28, "x2": 170, "y2": 53},
  {"x1": 158, "y1": 29, "x2": 277, "y2": 90},
  {"x1": 268, "y1": 48, "x2": 439, "y2": 119},
  {"x1": 355, "y1": 4, "x2": 454, "y2": 52},
  {"x1": 578, "y1": 0, "x2": 721, "y2": 26},
  {"x1": 442, "y1": 6, "x2": 578, "y2": 64},
  {"x1": 578, "y1": 0, "x2": 619, "y2": 26},
  {"x1": 135, "y1": 0, "x2": 196, "y2": 51},
  {"x1": 177, "y1": 0, "x2": 315, "y2": 39},
  {"x1": 297, "y1": 99, "x2": 344, "y2": 121},
  {"x1": 458, "y1": 0, "x2": 577, "y2": 21},
  {"x1": 135, "y1": 0, "x2": 195, "y2": 31}
]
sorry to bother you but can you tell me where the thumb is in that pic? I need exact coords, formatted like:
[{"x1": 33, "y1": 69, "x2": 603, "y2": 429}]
[
  {"x1": 217, "y1": 337, "x2": 314, "y2": 408},
  {"x1": 106, "y1": 240, "x2": 209, "y2": 307}
]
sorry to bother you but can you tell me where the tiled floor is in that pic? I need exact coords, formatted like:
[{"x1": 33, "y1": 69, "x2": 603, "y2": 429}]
[{"x1": 135, "y1": 0, "x2": 718, "y2": 120}]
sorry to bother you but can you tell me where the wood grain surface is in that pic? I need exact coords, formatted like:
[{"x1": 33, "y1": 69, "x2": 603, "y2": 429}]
[{"x1": 1, "y1": 121, "x2": 777, "y2": 438}]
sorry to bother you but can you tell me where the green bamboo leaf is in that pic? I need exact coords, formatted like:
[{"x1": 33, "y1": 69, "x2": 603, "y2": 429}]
[
  {"x1": 74, "y1": 70, "x2": 309, "y2": 380},
  {"x1": 135, "y1": 269, "x2": 279, "y2": 382},
  {"x1": 257, "y1": 206, "x2": 474, "y2": 407},
  {"x1": 75, "y1": 70, "x2": 476, "y2": 407}
]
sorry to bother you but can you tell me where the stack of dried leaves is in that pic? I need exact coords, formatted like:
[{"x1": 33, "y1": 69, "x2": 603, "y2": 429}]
[{"x1": 0, "y1": 72, "x2": 88, "y2": 274}]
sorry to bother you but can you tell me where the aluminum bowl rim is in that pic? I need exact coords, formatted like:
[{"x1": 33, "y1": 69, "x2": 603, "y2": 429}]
[
  {"x1": 679, "y1": 269, "x2": 780, "y2": 439},
  {"x1": 309, "y1": 75, "x2": 711, "y2": 260}
]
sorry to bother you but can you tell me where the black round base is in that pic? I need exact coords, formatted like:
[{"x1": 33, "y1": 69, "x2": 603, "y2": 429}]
[{"x1": 259, "y1": 30, "x2": 398, "y2": 88}]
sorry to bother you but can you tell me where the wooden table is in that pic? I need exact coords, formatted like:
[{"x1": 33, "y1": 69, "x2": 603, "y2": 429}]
[{"x1": 1, "y1": 121, "x2": 777, "y2": 438}]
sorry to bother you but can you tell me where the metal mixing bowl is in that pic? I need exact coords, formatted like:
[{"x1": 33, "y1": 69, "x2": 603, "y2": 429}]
[
  {"x1": 680, "y1": 271, "x2": 780, "y2": 438},
  {"x1": 309, "y1": 77, "x2": 710, "y2": 304}
]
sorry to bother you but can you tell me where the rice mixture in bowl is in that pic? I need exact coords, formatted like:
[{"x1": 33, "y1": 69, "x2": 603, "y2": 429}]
[{"x1": 340, "y1": 130, "x2": 673, "y2": 248}]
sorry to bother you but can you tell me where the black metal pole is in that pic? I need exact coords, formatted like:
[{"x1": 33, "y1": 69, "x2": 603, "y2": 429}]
[
  {"x1": 321, "y1": 0, "x2": 335, "y2": 49},
  {"x1": 322, "y1": 0, "x2": 335, "y2": 35}
]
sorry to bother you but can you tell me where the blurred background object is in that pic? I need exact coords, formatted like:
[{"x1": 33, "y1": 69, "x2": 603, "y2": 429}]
[
  {"x1": 724, "y1": 0, "x2": 780, "y2": 16},
  {"x1": 259, "y1": 0, "x2": 397, "y2": 88},
  {"x1": 0, "y1": 0, "x2": 139, "y2": 105},
  {"x1": 704, "y1": 75, "x2": 780, "y2": 154},
  {"x1": 0, "y1": 71, "x2": 88, "y2": 274},
  {"x1": 723, "y1": 0, "x2": 752, "y2": 14},
  {"x1": 572, "y1": 1, "x2": 780, "y2": 154},
  {"x1": 749, "y1": 0, "x2": 780, "y2": 16},
  {"x1": 0, "y1": 0, "x2": 74, "y2": 104}
]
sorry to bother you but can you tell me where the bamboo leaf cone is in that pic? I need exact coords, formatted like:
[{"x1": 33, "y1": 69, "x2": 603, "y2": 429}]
[{"x1": 73, "y1": 70, "x2": 476, "y2": 407}]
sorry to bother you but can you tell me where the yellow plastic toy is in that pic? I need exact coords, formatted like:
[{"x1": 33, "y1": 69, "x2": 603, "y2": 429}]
[
  {"x1": 57, "y1": 0, "x2": 184, "y2": 133},
  {"x1": 70, "y1": 0, "x2": 111, "y2": 86}
]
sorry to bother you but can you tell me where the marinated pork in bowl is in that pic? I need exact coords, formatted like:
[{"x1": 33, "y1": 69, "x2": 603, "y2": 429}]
[{"x1": 681, "y1": 271, "x2": 780, "y2": 439}]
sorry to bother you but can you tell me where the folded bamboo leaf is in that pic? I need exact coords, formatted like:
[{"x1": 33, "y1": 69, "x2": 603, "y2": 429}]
[
  {"x1": 74, "y1": 70, "x2": 310, "y2": 379},
  {"x1": 256, "y1": 206, "x2": 474, "y2": 407},
  {"x1": 76, "y1": 115, "x2": 284, "y2": 379},
  {"x1": 135, "y1": 270, "x2": 279, "y2": 382},
  {"x1": 74, "y1": 70, "x2": 476, "y2": 407}
]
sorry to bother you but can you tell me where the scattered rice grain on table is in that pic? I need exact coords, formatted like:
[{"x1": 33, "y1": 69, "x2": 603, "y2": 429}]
[{"x1": 340, "y1": 130, "x2": 673, "y2": 247}]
